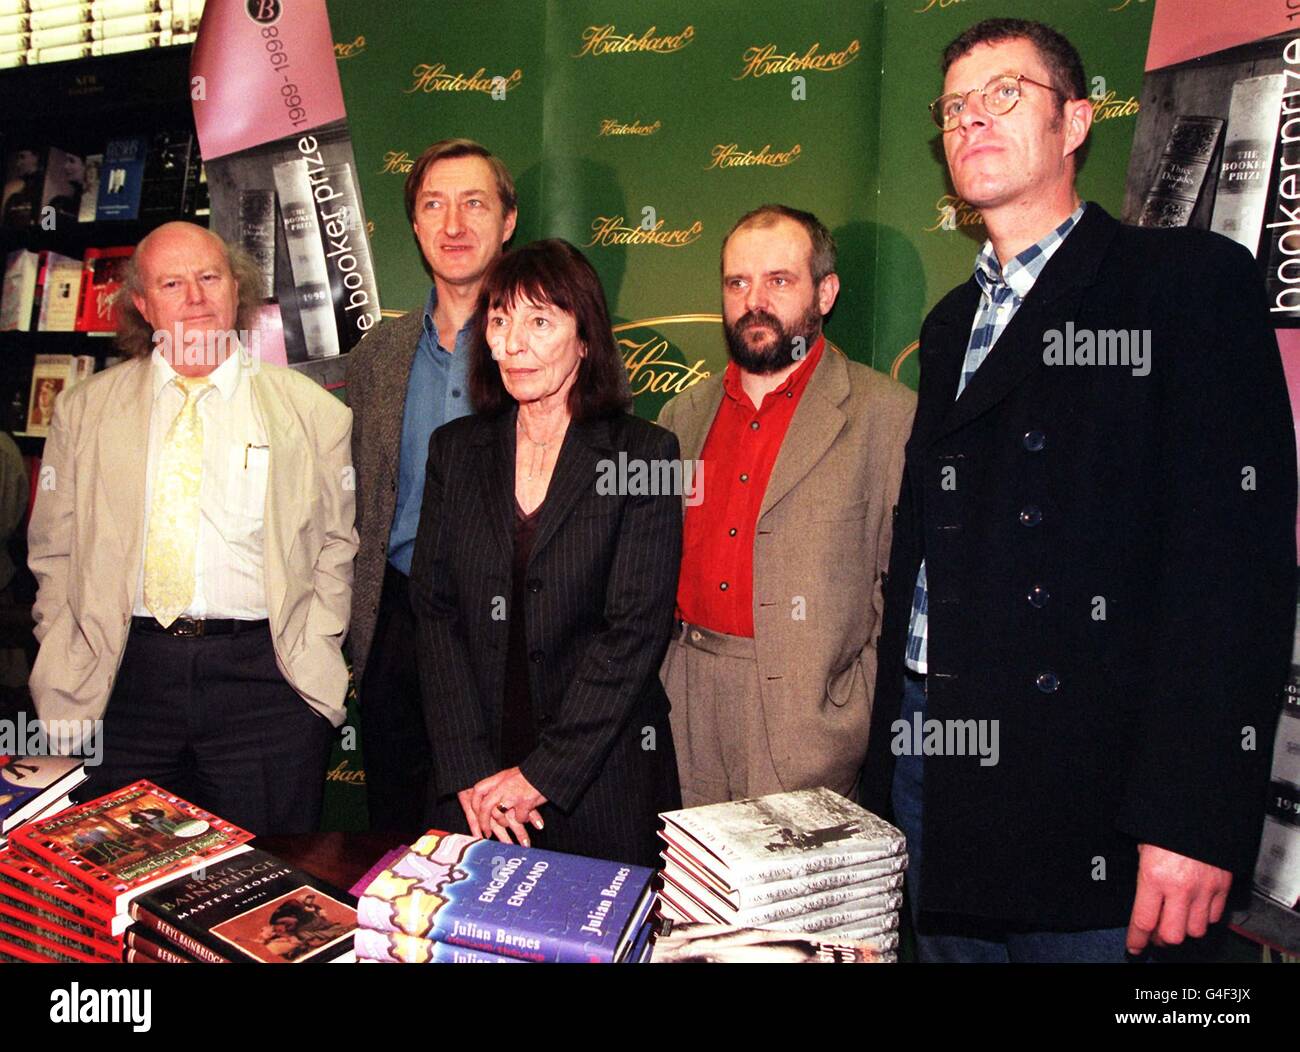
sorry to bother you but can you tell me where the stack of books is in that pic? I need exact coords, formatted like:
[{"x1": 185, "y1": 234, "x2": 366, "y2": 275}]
[
  {"x1": 656, "y1": 788, "x2": 908, "y2": 961},
  {"x1": 0, "y1": 778, "x2": 359, "y2": 963},
  {"x1": 354, "y1": 830, "x2": 657, "y2": 963}
]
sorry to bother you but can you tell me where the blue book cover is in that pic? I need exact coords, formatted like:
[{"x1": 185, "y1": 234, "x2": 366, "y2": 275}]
[
  {"x1": 96, "y1": 137, "x2": 148, "y2": 221},
  {"x1": 0, "y1": 756, "x2": 84, "y2": 836},
  {"x1": 357, "y1": 831, "x2": 655, "y2": 963},
  {"x1": 354, "y1": 927, "x2": 521, "y2": 964}
]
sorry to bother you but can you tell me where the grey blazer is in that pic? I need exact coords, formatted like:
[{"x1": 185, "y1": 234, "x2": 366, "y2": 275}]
[{"x1": 344, "y1": 308, "x2": 423, "y2": 691}]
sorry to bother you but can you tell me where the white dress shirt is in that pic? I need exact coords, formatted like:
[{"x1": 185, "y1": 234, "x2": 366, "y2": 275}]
[{"x1": 133, "y1": 348, "x2": 270, "y2": 619}]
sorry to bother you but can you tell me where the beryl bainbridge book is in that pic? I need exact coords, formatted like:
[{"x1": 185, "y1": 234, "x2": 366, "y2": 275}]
[
  {"x1": 127, "y1": 847, "x2": 358, "y2": 964},
  {"x1": 357, "y1": 831, "x2": 656, "y2": 963},
  {"x1": 6, "y1": 780, "x2": 254, "y2": 916}
]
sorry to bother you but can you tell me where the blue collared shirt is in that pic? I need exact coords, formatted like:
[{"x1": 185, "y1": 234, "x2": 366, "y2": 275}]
[
  {"x1": 387, "y1": 285, "x2": 475, "y2": 575},
  {"x1": 905, "y1": 202, "x2": 1087, "y2": 674}
]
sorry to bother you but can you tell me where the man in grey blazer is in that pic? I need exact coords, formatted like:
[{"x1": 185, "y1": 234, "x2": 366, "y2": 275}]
[
  {"x1": 658, "y1": 205, "x2": 915, "y2": 807},
  {"x1": 346, "y1": 139, "x2": 517, "y2": 831}
]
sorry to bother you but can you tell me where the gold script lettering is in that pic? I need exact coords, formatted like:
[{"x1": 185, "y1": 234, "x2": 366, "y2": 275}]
[
  {"x1": 620, "y1": 336, "x2": 711, "y2": 396},
  {"x1": 334, "y1": 35, "x2": 366, "y2": 58},
  {"x1": 736, "y1": 39, "x2": 860, "y2": 80},
  {"x1": 586, "y1": 216, "x2": 704, "y2": 248},
  {"x1": 924, "y1": 194, "x2": 985, "y2": 232},
  {"x1": 574, "y1": 23, "x2": 695, "y2": 57},
  {"x1": 1090, "y1": 89, "x2": 1141, "y2": 121},
  {"x1": 380, "y1": 150, "x2": 414, "y2": 175},
  {"x1": 405, "y1": 64, "x2": 523, "y2": 95},
  {"x1": 706, "y1": 143, "x2": 802, "y2": 170}
]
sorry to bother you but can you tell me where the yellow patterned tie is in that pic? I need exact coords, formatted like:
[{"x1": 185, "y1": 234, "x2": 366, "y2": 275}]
[{"x1": 143, "y1": 376, "x2": 212, "y2": 628}]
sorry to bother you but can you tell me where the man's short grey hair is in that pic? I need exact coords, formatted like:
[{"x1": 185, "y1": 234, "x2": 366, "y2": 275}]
[{"x1": 721, "y1": 204, "x2": 837, "y2": 284}]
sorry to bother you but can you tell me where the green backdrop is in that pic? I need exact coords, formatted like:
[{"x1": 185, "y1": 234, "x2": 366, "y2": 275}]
[{"x1": 318, "y1": 0, "x2": 1158, "y2": 829}]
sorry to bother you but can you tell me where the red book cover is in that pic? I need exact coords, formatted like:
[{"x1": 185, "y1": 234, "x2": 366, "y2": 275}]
[
  {"x1": 0, "y1": 918, "x2": 111, "y2": 963},
  {"x1": 73, "y1": 245, "x2": 132, "y2": 333},
  {"x1": 0, "y1": 863, "x2": 120, "y2": 946},
  {"x1": 7, "y1": 780, "x2": 254, "y2": 915}
]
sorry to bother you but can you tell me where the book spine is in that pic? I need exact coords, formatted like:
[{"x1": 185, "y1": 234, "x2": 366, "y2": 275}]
[
  {"x1": 1136, "y1": 115, "x2": 1223, "y2": 228},
  {"x1": 126, "y1": 925, "x2": 198, "y2": 964},
  {"x1": 273, "y1": 158, "x2": 340, "y2": 359},
  {"x1": 1265, "y1": 68, "x2": 1300, "y2": 325},
  {"x1": 729, "y1": 849, "x2": 892, "y2": 886},
  {"x1": 764, "y1": 896, "x2": 903, "y2": 934},
  {"x1": 1210, "y1": 74, "x2": 1288, "y2": 255},
  {"x1": 238, "y1": 189, "x2": 276, "y2": 299},
  {"x1": 735, "y1": 860, "x2": 906, "y2": 909},
  {"x1": 126, "y1": 902, "x2": 231, "y2": 963},
  {"x1": 733, "y1": 881, "x2": 905, "y2": 926},
  {"x1": 5, "y1": 837, "x2": 115, "y2": 911}
]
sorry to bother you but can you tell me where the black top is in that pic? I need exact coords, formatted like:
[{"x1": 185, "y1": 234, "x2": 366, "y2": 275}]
[{"x1": 499, "y1": 496, "x2": 542, "y2": 768}]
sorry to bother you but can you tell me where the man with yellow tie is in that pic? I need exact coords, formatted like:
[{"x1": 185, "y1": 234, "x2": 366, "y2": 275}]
[{"x1": 28, "y1": 221, "x2": 358, "y2": 834}]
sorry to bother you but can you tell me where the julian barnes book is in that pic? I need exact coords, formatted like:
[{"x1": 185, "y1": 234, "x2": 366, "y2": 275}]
[
  {"x1": 1210, "y1": 74, "x2": 1287, "y2": 255},
  {"x1": 1136, "y1": 115, "x2": 1224, "y2": 228},
  {"x1": 0, "y1": 755, "x2": 84, "y2": 837},
  {"x1": 659, "y1": 788, "x2": 906, "y2": 887},
  {"x1": 354, "y1": 926, "x2": 522, "y2": 964},
  {"x1": 128, "y1": 847, "x2": 357, "y2": 964},
  {"x1": 660, "y1": 843, "x2": 906, "y2": 911},
  {"x1": 7, "y1": 780, "x2": 254, "y2": 916},
  {"x1": 357, "y1": 830, "x2": 657, "y2": 963}
]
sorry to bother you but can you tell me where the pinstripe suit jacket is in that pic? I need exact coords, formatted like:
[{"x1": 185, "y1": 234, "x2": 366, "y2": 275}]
[
  {"x1": 343, "y1": 308, "x2": 423, "y2": 691},
  {"x1": 409, "y1": 406, "x2": 683, "y2": 866}
]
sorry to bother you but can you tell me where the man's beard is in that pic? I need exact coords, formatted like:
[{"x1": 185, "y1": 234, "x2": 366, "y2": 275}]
[{"x1": 723, "y1": 304, "x2": 822, "y2": 375}]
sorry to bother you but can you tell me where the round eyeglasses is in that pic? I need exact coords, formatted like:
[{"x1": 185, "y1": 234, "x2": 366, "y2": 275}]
[{"x1": 930, "y1": 73, "x2": 1064, "y2": 131}]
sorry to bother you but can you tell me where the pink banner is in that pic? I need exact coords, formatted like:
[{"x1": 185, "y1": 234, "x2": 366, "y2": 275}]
[{"x1": 191, "y1": 0, "x2": 346, "y2": 161}]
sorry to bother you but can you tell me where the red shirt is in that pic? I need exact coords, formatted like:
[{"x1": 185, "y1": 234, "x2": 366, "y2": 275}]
[{"x1": 677, "y1": 336, "x2": 826, "y2": 637}]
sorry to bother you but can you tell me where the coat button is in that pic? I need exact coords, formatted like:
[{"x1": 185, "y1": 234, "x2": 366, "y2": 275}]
[
  {"x1": 1023, "y1": 430, "x2": 1046, "y2": 452},
  {"x1": 1035, "y1": 671, "x2": 1059, "y2": 693},
  {"x1": 527, "y1": 578, "x2": 542, "y2": 593},
  {"x1": 529, "y1": 650, "x2": 543, "y2": 664},
  {"x1": 1019, "y1": 505, "x2": 1042, "y2": 527},
  {"x1": 1027, "y1": 584, "x2": 1050, "y2": 608}
]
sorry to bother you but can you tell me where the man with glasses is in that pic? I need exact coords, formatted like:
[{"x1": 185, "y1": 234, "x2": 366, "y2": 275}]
[{"x1": 862, "y1": 18, "x2": 1296, "y2": 962}]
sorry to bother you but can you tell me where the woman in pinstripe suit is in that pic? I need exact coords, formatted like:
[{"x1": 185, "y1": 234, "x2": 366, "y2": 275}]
[{"x1": 409, "y1": 240, "x2": 682, "y2": 868}]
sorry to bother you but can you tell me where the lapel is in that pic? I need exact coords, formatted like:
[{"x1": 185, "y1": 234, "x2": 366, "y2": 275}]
[
  {"x1": 373, "y1": 309, "x2": 423, "y2": 478},
  {"x1": 926, "y1": 203, "x2": 1120, "y2": 446},
  {"x1": 251, "y1": 369, "x2": 310, "y2": 624},
  {"x1": 474, "y1": 408, "x2": 613, "y2": 567},
  {"x1": 673, "y1": 376, "x2": 725, "y2": 462},
  {"x1": 759, "y1": 343, "x2": 851, "y2": 519},
  {"x1": 96, "y1": 358, "x2": 153, "y2": 602}
]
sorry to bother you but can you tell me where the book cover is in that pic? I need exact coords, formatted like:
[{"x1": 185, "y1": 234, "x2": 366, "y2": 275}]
[
  {"x1": 311, "y1": 163, "x2": 380, "y2": 354},
  {"x1": 77, "y1": 153, "x2": 102, "y2": 223},
  {"x1": 96, "y1": 135, "x2": 147, "y2": 221},
  {"x1": 661, "y1": 843, "x2": 906, "y2": 910},
  {"x1": 73, "y1": 245, "x2": 132, "y2": 332},
  {"x1": 357, "y1": 830, "x2": 656, "y2": 963},
  {"x1": 0, "y1": 755, "x2": 85, "y2": 835},
  {"x1": 1, "y1": 142, "x2": 44, "y2": 228},
  {"x1": 660, "y1": 788, "x2": 906, "y2": 887},
  {"x1": 238, "y1": 188, "x2": 276, "y2": 300},
  {"x1": 129, "y1": 846, "x2": 357, "y2": 963},
  {"x1": 353, "y1": 926, "x2": 522, "y2": 964},
  {"x1": 7, "y1": 780, "x2": 254, "y2": 914},
  {"x1": 40, "y1": 146, "x2": 86, "y2": 226},
  {"x1": 1136, "y1": 115, "x2": 1224, "y2": 228},
  {"x1": 1210, "y1": 74, "x2": 1287, "y2": 254},
  {"x1": 25, "y1": 354, "x2": 76, "y2": 437},
  {"x1": 0, "y1": 248, "x2": 38, "y2": 331},
  {"x1": 35, "y1": 251, "x2": 82, "y2": 331},
  {"x1": 139, "y1": 130, "x2": 196, "y2": 218}
]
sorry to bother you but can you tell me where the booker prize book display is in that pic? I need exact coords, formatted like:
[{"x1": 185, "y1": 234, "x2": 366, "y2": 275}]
[{"x1": 0, "y1": 772, "x2": 905, "y2": 964}]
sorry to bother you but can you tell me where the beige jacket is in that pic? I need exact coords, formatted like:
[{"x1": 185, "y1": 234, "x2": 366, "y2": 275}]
[
  {"x1": 28, "y1": 355, "x2": 358, "y2": 728},
  {"x1": 657, "y1": 344, "x2": 915, "y2": 793}
]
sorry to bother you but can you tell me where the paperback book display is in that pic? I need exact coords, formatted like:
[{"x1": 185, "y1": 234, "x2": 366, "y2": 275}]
[
  {"x1": 656, "y1": 788, "x2": 908, "y2": 960},
  {"x1": 355, "y1": 830, "x2": 657, "y2": 964},
  {"x1": 0, "y1": 1, "x2": 204, "y2": 68}
]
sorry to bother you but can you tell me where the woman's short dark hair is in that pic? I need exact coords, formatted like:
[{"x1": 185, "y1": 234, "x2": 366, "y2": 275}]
[{"x1": 468, "y1": 239, "x2": 632, "y2": 422}]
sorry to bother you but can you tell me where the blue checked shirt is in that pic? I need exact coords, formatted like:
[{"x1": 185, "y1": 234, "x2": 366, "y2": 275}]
[{"x1": 905, "y1": 203, "x2": 1086, "y2": 674}]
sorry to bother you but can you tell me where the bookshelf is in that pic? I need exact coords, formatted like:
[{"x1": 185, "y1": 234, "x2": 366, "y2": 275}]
[{"x1": 0, "y1": 43, "x2": 204, "y2": 453}]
